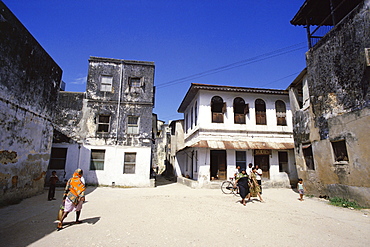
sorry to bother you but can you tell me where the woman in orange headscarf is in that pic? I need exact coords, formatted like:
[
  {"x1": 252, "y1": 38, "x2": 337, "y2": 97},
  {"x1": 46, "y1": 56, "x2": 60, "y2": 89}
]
[{"x1": 58, "y1": 169, "x2": 86, "y2": 230}]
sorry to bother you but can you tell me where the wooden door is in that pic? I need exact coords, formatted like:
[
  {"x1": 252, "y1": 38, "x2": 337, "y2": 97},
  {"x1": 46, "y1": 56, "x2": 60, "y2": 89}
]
[
  {"x1": 210, "y1": 150, "x2": 227, "y2": 180},
  {"x1": 254, "y1": 155, "x2": 270, "y2": 179}
]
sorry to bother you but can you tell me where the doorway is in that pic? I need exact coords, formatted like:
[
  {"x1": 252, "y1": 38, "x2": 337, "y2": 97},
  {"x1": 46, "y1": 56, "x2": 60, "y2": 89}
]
[
  {"x1": 254, "y1": 155, "x2": 270, "y2": 179},
  {"x1": 210, "y1": 150, "x2": 226, "y2": 180}
]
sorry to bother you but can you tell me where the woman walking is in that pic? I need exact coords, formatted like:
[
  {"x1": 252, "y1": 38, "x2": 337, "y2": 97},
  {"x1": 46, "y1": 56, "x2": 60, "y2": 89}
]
[
  {"x1": 250, "y1": 167, "x2": 264, "y2": 202},
  {"x1": 235, "y1": 170, "x2": 250, "y2": 206},
  {"x1": 58, "y1": 169, "x2": 86, "y2": 230}
]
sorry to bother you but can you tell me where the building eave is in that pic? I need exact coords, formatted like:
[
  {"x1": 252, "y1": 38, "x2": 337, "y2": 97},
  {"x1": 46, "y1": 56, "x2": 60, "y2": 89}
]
[{"x1": 178, "y1": 83, "x2": 289, "y2": 113}]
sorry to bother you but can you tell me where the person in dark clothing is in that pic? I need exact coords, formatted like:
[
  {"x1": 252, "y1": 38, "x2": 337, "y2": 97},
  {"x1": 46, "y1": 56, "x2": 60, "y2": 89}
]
[
  {"x1": 48, "y1": 171, "x2": 59, "y2": 201},
  {"x1": 235, "y1": 170, "x2": 250, "y2": 206}
]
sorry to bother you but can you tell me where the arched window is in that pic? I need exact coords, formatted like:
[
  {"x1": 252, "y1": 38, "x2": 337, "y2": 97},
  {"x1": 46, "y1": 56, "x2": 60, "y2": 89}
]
[
  {"x1": 255, "y1": 99, "x2": 266, "y2": 125},
  {"x1": 275, "y1": 100, "x2": 287, "y2": 126},
  {"x1": 233, "y1": 97, "x2": 249, "y2": 124},
  {"x1": 211, "y1": 96, "x2": 226, "y2": 123}
]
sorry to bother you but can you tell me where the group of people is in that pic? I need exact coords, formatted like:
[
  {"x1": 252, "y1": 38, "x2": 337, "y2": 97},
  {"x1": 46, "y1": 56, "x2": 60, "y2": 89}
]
[{"x1": 234, "y1": 163, "x2": 264, "y2": 206}]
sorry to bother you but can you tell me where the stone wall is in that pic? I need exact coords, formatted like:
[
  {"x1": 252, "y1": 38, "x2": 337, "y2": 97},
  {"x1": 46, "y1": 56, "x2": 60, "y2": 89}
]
[
  {"x1": 296, "y1": 0, "x2": 370, "y2": 206},
  {"x1": 0, "y1": 2, "x2": 62, "y2": 205}
]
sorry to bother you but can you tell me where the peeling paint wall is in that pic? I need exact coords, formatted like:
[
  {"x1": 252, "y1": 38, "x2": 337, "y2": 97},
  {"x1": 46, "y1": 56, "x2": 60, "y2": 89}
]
[
  {"x1": 290, "y1": 1, "x2": 370, "y2": 206},
  {"x1": 0, "y1": 2, "x2": 62, "y2": 205},
  {"x1": 52, "y1": 57, "x2": 154, "y2": 187}
]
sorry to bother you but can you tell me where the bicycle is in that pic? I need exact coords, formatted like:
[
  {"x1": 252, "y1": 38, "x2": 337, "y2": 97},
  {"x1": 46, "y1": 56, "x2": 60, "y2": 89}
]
[{"x1": 221, "y1": 177, "x2": 238, "y2": 196}]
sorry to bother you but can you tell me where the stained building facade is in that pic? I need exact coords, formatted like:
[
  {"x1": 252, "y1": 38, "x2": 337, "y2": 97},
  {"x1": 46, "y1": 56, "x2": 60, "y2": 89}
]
[
  {"x1": 289, "y1": 0, "x2": 370, "y2": 206},
  {"x1": 0, "y1": 1, "x2": 62, "y2": 205},
  {"x1": 50, "y1": 57, "x2": 155, "y2": 187}
]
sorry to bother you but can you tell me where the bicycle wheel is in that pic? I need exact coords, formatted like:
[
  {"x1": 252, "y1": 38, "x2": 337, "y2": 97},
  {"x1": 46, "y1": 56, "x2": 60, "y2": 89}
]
[{"x1": 221, "y1": 181, "x2": 234, "y2": 194}]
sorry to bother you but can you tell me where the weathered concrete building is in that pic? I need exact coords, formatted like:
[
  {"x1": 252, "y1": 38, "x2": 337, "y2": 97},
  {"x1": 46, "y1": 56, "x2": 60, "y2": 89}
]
[
  {"x1": 0, "y1": 1, "x2": 62, "y2": 205},
  {"x1": 289, "y1": 0, "x2": 370, "y2": 206},
  {"x1": 152, "y1": 117, "x2": 169, "y2": 175},
  {"x1": 50, "y1": 57, "x2": 155, "y2": 187},
  {"x1": 175, "y1": 83, "x2": 296, "y2": 188}
]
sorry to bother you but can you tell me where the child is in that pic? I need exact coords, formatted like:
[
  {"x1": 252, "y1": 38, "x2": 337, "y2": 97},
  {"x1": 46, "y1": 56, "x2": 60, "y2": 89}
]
[
  {"x1": 297, "y1": 178, "x2": 305, "y2": 201},
  {"x1": 48, "y1": 171, "x2": 59, "y2": 201}
]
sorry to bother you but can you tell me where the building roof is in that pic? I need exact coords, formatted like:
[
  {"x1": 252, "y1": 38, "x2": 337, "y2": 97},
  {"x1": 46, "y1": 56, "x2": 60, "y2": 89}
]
[
  {"x1": 89, "y1": 56, "x2": 155, "y2": 66},
  {"x1": 288, "y1": 68, "x2": 307, "y2": 88},
  {"x1": 182, "y1": 140, "x2": 294, "y2": 150},
  {"x1": 178, "y1": 83, "x2": 288, "y2": 113},
  {"x1": 290, "y1": 0, "x2": 363, "y2": 26}
]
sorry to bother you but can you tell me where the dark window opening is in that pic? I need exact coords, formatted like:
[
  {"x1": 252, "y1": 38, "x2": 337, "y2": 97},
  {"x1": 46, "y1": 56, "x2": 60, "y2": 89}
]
[
  {"x1": 194, "y1": 102, "x2": 198, "y2": 126},
  {"x1": 97, "y1": 115, "x2": 110, "y2": 133},
  {"x1": 278, "y1": 151, "x2": 288, "y2": 172},
  {"x1": 255, "y1": 99, "x2": 266, "y2": 125},
  {"x1": 236, "y1": 151, "x2": 247, "y2": 171},
  {"x1": 211, "y1": 96, "x2": 225, "y2": 123},
  {"x1": 303, "y1": 144, "x2": 315, "y2": 170},
  {"x1": 191, "y1": 107, "x2": 193, "y2": 129},
  {"x1": 233, "y1": 97, "x2": 249, "y2": 124},
  {"x1": 275, "y1": 100, "x2": 287, "y2": 126},
  {"x1": 49, "y1": 148, "x2": 67, "y2": 170},
  {"x1": 129, "y1": 77, "x2": 142, "y2": 87},
  {"x1": 331, "y1": 140, "x2": 349, "y2": 162}
]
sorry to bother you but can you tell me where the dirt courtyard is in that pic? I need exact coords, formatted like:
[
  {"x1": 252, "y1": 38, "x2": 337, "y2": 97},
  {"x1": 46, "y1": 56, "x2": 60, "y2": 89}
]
[{"x1": 0, "y1": 177, "x2": 369, "y2": 247}]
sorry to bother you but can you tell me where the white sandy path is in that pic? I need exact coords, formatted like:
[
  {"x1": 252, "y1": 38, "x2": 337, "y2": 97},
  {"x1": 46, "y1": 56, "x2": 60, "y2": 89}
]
[{"x1": 0, "y1": 179, "x2": 369, "y2": 247}]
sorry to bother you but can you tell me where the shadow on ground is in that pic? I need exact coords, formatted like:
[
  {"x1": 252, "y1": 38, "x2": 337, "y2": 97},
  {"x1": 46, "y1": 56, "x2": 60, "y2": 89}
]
[
  {"x1": 0, "y1": 186, "x2": 99, "y2": 247},
  {"x1": 155, "y1": 175, "x2": 176, "y2": 187}
]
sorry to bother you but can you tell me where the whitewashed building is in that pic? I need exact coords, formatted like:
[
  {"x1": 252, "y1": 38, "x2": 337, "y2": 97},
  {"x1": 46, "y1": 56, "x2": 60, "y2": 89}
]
[{"x1": 175, "y1": 83, "x2": 297, "y2": 188}]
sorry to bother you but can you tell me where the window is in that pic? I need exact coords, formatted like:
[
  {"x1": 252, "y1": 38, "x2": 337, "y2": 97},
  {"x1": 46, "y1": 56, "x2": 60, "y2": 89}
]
[
  {"x1": 211, "y1": 96, "x2": 226, "y2": 123},
  {"x1": 331, "y1": 140, "x2": 349, "y2": 162},
  {"x1": 275, "y1": 100, "x2": 287, "y2": 126},
  {"x1": 255, "y1": 99, "x2": 266, "y2": 125},
  {"x1": 97, "y1": 115, "x2": 110, "y2": 133},
  {"x1": 233, "y1": 97, "x2": 249, "y2": 124},
  {"x1": 195, "y1": 151, "x2": 198, "y2": 173},
  {"x1": 127, "y1": 116, "x2": 139, "y2": 134},
  {"x1": 124, "y1": 153, "x2": 136, "y2": 174},
  {"x1": 194, "y1": 101, "x2": 198, "y2": 126},
  {"x1": 191, "y1": 107, "x2": 193, "y2": 129},
  {"x1": 302, "y1": 144, "x2": 315, "y2": 170},
  {"x1": 278, "y1": 151, "x2": 288, "y2": 172},
  {"x1": 236, "y1": 151, "x2": 247, "y2": 170},
  {"x1": 129, "y1": 77, "x2": 142, "y2": 87},
  {"x1": 185, "y1": 114, "x2": 188, "y2": 133},
  {"x1": 100, "y1": 75, "x2": 113, "y2": 92},
  {"x1": 90, "y1": 149, "x2": 105, "y2": 170},
  {"x1": 49, "y1": 148, "x2": 67, "y2": 169}
]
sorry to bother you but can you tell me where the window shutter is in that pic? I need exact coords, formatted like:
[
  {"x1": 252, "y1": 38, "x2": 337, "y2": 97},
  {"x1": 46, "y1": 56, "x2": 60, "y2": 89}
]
[
  {"x1": 222, "y1": 103, "x2": 226, "y2": 113},
  {"x1": 244, "y1": 103, "x2": 249, "y2": 114}
]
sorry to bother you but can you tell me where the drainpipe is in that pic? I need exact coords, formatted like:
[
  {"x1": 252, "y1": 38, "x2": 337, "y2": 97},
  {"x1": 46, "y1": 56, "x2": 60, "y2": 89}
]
[
  {"x1": 116, "y1": 61, "x2": 123, "y2": 144},
  {"x1": 77, "y1": 143, "x2": 81, "y2": 169},
  {"x1": 305, "y1": 20, "x2": 312, "y2": 49}
]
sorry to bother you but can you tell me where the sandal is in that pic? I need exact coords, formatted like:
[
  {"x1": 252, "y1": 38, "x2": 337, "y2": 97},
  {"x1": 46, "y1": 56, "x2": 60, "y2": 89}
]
[
  {"x1": 57, "y1": 222, "x2": 63, "y2": 230},
  {"x1": 75, "y1": 220, "x2": 83, "y2": 224}
]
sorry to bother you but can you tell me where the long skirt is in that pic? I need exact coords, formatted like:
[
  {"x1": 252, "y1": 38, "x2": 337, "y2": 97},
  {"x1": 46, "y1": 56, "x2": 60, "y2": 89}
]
[
  {"x1": 64, "y1": 197, "x2": 83, "y2": 213},
  {"x1": 238, "y1": 177, "x2": 250, "y2": 199}
]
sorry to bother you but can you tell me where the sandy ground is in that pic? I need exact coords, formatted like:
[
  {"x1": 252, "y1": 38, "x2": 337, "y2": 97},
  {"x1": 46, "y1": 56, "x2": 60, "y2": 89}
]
[{"x1": 0, "y1": 177, "x2": 369, "y2": 247}]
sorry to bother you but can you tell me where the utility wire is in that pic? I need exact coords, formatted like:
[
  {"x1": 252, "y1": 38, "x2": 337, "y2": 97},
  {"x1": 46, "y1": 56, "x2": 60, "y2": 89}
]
[{"x1": 156, "y1": 42, "x2": 306, "y2": 89}]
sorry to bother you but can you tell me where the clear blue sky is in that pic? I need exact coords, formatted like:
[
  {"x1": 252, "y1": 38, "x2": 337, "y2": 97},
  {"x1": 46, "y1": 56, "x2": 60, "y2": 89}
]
[{"x1": 4, "y1": 0, "x2": 308, "y2": 123}]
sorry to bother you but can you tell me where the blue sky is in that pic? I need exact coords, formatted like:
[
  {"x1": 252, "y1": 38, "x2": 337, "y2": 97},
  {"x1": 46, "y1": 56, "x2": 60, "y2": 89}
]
[{"x1": 4, "y1": 0, "x2": 308, "y2": 123}]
